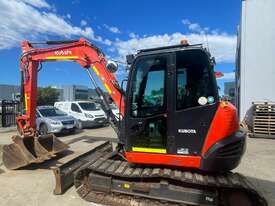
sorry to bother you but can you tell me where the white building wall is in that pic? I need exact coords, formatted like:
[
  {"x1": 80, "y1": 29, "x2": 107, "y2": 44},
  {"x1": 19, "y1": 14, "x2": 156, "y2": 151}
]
[
  {"x1": 239, "y1": 0, "x2": 275, "y2": 120},
  {"x1": 0, "y1": 85, "x2": 20, "y2": 100}
]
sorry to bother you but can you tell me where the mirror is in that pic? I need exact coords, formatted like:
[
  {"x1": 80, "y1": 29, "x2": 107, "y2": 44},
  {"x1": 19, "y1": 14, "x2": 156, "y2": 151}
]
[
  {"x1": 106, "y1": 60, "x2": 118, "y2": 73},
  {"x1": 126, "y1": 54, "x2": 134, "y2": 65},
  {"x1": 214, "y1": 71, "x2": 224, "y2": 78}
]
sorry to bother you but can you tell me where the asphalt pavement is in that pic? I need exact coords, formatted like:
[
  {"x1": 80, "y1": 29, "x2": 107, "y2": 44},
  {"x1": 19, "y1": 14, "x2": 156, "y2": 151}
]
[{"x1": 0, "y1": 126, "x2": 274, "y2": 206}]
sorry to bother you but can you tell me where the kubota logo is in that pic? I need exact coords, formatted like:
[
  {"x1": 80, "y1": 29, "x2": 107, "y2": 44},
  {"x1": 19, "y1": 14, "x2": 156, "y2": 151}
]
[
  {"x1": 178, "y1": 129, "x2": 197, "y2": 134},
  {"x1": 54, "y1": 50, "x2": 72, "y2": 55}
]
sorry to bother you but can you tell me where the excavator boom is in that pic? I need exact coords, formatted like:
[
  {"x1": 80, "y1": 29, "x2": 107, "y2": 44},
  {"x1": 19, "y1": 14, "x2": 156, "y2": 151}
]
[
  {"x1": 2, "y1": 38, "x2": 124, "y2": 169},
  {"x1": 19, "y1": 38, "x2": 124, "y2": 133}
]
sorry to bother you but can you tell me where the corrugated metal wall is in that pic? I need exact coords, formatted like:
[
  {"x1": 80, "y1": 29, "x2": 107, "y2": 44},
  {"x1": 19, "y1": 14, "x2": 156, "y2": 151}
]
[{"x1": 237, "y1": 0, "x2": 275, "y2": 120}]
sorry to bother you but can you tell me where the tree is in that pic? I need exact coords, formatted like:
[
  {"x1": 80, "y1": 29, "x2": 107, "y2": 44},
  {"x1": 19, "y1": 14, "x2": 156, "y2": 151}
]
[{"x1": 37, "y1": 87, "x2": 59, "y2": 106}]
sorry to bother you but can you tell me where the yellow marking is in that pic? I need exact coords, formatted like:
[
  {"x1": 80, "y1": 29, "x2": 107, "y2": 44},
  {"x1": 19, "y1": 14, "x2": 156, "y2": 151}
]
[
  {"x1": 92, "y1": 66, "x2": 99, "y2": 75},
  {"x1": 132, "y1": 147, "x2": 167, "y2": 154},
  {"x1": 24, "y1": 93, "x2": 28, "y2": 111},
  {"x1": 123, "y1": 183, "x2": 130, "y2": 189},
  {"x1": 46, "y1": 56, "x2": 79, "y2": 60},
  {"x1": 104, "y1": 83, "x2": 112, "y2": 94}
]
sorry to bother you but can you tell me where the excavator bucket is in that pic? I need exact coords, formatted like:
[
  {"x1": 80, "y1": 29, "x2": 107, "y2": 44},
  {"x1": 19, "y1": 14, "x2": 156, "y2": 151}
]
[{"x1": 2, "y1": 134, "x2": 68, "y2": 170}]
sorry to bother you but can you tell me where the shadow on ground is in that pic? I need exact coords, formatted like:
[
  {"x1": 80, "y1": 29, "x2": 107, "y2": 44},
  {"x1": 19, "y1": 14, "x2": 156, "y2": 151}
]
[
  {"x1": 54, "y1": 129, "x2": 84, "y2": 137},
  {"x1": 245, "y1": 176, "x2": 275, "y2": 206},
  {"x1": 66, "y1": 135, "x2": 118, "y2": 145}
]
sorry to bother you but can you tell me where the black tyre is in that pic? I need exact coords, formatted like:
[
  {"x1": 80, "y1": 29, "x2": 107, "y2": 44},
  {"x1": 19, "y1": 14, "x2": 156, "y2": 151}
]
[
  {"x1": 77, "y1": 120, "x2": 83, "y2": 129},
  {"x1": 70, "y1": 127, "x2": 76, "y2": 134},
  {"x1": 39, "y1": 123, "x2": 48, "y2": 135}
]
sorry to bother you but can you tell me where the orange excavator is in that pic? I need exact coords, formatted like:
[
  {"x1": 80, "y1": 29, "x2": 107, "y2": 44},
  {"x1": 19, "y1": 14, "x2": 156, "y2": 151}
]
[{"x1": 2, "y1": 38, "x2": 267, "y2": 206}]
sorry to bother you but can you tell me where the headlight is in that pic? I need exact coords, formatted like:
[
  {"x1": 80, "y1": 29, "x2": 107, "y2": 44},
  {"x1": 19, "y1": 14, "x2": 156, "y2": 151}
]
[
  {"x1": 50, "y1": 120, "x2": 61, "y2": 125},
  {"x1": 85, "y1": 113, "x2": 94, "y2": 118}
]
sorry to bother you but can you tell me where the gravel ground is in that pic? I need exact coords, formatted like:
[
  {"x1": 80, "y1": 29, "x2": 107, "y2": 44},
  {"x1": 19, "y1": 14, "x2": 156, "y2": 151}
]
[{"x1": 0, "y1": 126, "x2": 274, "y2": 206}]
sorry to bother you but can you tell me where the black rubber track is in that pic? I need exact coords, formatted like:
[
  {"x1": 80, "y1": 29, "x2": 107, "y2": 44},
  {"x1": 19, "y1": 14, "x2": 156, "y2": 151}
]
[{"x1": 74, "y1": 143, "x2": 267, "y2": 206}]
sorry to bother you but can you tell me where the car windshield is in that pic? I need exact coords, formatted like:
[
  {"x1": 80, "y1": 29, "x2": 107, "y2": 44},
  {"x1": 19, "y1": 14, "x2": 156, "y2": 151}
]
[
  {"x1": 39, "y1": 107, "x2": 67, "y2": 117},
  {"x1": 79, "y1": 102, "x2": 99, "y2": 111}
]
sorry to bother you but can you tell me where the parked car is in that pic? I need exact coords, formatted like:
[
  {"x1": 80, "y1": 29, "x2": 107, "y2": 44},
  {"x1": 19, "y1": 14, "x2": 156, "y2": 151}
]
[
  {"x1": 36, "y1": 106, "x2": 77, "y2": 135},
  {"x1": 54, "y1": 101, "x2": 107, "y2": 128}
]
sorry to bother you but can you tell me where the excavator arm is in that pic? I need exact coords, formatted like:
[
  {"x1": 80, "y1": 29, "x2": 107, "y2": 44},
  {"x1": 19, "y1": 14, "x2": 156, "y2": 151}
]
[
  {"x1": 18, "y1": 38, "x2": 124, "y2": 136},
  {"x1": 2, "y1": 38, "x2": 125, "y2": 170}
]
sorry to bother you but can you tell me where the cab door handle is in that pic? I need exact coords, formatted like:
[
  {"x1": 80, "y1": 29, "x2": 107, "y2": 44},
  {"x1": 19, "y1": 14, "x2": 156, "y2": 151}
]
[{"x1": 131, "y1": 121, "x2": 143, "y2": 131}]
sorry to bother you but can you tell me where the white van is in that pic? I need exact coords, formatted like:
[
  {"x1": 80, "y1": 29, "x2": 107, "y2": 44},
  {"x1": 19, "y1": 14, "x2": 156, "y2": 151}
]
[{"x1": 54, "y1": 101, "x2": 107, "y2": 128}]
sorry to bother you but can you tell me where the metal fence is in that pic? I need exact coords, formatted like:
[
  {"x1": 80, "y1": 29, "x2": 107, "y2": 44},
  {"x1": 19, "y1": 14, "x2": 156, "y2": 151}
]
[{"x1": 0, "y1": 100, "x2": 21, "y2": 127}]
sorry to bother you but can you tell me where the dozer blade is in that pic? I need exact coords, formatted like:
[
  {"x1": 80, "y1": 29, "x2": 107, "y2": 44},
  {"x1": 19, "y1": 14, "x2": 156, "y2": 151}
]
[{"x1": 2, "y1": 134, "x2": 69, "y2": 170}]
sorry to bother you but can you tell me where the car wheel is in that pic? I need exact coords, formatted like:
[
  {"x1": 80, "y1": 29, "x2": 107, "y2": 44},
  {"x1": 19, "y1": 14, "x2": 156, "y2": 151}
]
[
  {"x1": 69, "y1": 128, "x2": 76, "y2": 134},
  {"x1": 39, "y1": 124, "x2": 48, "y2": 135},
  {"x1": 77, "y1": 120, "x2": 83, "y2": 129}
]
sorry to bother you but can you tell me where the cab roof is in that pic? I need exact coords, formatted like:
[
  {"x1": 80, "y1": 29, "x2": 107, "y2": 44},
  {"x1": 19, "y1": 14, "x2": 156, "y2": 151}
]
[{"x1": 136, "y1": 43, "x2": 209, "y2": 57}]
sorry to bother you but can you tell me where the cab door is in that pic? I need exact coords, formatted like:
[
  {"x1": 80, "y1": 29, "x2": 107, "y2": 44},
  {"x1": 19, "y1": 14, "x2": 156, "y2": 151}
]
[
  {"x1": 167, "y1": 50, "x2": 219, "y2": 156},
  {"x1": 125, "y1": 53, "x2": 171, "y2": 153}
]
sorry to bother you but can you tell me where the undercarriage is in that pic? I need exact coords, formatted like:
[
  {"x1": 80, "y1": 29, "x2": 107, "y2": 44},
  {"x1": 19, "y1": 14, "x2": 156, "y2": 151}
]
[{"x1": 52, "y1": 141, "x2": 267, "y2": 206}]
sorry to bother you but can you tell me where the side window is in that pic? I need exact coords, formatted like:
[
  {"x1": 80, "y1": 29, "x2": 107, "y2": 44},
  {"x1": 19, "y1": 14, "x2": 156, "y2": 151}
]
[
  {"x1": 176, "y1": 50, "x2": 217, "y2": 110},
  {"x1": 36, "y1": 112, "x2": 41, "y2": 118},
  {"x1": 71, "y1": 103, "x2": 82, "y2": 113},
  {"x1": 131, "y1": 56, "x2": 166, "y2": 117}
]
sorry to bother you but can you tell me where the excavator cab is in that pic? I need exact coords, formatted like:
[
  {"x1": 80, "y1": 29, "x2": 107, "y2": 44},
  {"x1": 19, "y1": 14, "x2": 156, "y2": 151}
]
[
  {"x1": 122, "y1": 44, "x2": 245, "y2": 172},
  {"x1": 70, "y1": 43, "x2": 264, "y2": 206}
]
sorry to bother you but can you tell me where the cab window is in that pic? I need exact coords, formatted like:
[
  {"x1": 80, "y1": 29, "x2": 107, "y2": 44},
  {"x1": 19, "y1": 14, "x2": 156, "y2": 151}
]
[
  {"x1": 176, "y1": 50, "x2": 217, "y2": 110},
  {"x1": 130, "y1": 56, "x2": 166, "y2": 117}
]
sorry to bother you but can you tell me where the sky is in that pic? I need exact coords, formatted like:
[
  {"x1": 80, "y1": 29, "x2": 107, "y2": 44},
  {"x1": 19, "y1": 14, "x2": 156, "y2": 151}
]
[{"x1": 0, "y1": 0, "x2": 241, "y2": 93}]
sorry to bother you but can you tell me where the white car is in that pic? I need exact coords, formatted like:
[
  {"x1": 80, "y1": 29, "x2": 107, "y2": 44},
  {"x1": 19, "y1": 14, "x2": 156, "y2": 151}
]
[
  {"x1": 36, "y1": 106, "x2": 77, "y2": 134},
  {"x1": 55, "y1": 101, "x2": 107, "y2": 128}
]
